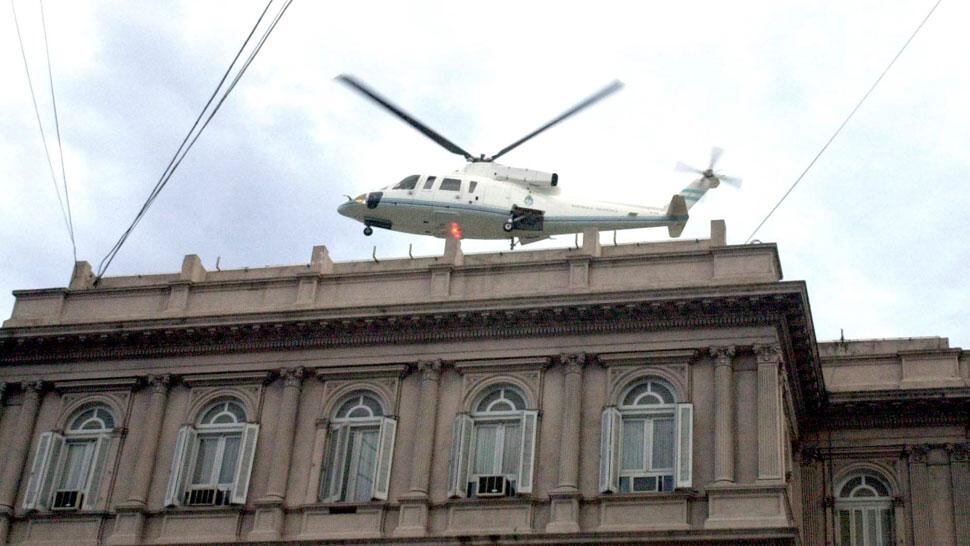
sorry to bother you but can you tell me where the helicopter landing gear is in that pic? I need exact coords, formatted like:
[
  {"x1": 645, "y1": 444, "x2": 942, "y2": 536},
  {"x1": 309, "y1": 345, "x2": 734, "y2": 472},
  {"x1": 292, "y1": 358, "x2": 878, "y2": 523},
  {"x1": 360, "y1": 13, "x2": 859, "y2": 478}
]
[
  {"x1": 503, "y1": 219, "x2": 514, "y2": 232},
  {"x1": 509, "y1": 238, "x2": 517, "y2": 250},
  {"x1": 363, "y1": 226, "x2": 373, "y2": 236}
]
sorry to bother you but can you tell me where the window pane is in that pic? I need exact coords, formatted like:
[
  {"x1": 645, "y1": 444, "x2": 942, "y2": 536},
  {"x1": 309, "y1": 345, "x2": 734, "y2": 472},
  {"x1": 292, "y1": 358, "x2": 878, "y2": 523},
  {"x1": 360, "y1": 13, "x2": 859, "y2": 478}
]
[
  {"x1": 880, "y1": 509, "x2": 893, "y2": 546},
  {"x1": 440, "y1": 178, "x2": 461, "y2": 191},
  {"x1": 652, "y1": 418, "x2": 675, "y2": 470},
  {"x1": 839, "y1": 510, "x2": 852, "y2": 546},
  {"x1": 192, "y1": 438, "x2": 219, "y2": 485},
  {"x1": 502, "y1": 424, "x2": 522, "y2": 476},
  {"x1": 423, "y1": 176, "x2": 436, "y2": 189},
  {"x1": 477, "y1": 390, "x2": 502, "y2": 412},
  {"x1": 218, "y1": 436, "x2": 241, "y2": 485},
  {"x1": 633, "y1": 476, "x2": 656, "y2": 492},
  {"x1": 841, "y1": 476, "x2": 863, "y2": 497},
  {"x1": 866, "y1": 474, "x2": 890, "y2": 497},
  {"x1": 351, "y1": 429, "x2": 380, "y2": 501},
  {"x1": 618, "y1": 476, "x2": 631, "y2": 493},
  {"x1": 621, "y1": 420, "x2": 644, "y2": 470},
  {"x1": 469, "y1": 181, "x2": 478, "y2": 193},
  {"x1": 474, "y1": 425, "x2": 498, "y2": 474},
  {"x1": 650, "y1": 382, "x2": 675, "y2": 404},
  {"x1": 59, "y1": 442, "x2": 92, "y2": 490},
  {"x1": 866, "y1": 509, "x2": 877, "y2": 546},
  {"x1": 854, "y1": 509, "x2": 864, "y2": 546},
  {"x1": 502, "y1": 389, "x2": 526, "y2": 410},
  {"x1": 393, "y1": 175, "x2": 419, "y2": 190}
]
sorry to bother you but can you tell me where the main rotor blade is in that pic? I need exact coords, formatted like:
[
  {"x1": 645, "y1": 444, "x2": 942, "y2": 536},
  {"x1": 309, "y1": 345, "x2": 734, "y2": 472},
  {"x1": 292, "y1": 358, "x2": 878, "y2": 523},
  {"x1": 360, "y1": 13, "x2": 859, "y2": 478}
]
[
  {"x1": 489, "y1": 80, "x2": 623, "y2": 161},
  {"x1": 708, "y1": 147, "x2": 723, "y2": 170},
  {"x1": 718, "y1": 174, "x2": 743, "y2": 188},
  {"x1": 336, "y1": 74, "x2": 474, "y2": 160},
  {"x1": 675, "y1": 162, "x2": 704, "y2": 174}
]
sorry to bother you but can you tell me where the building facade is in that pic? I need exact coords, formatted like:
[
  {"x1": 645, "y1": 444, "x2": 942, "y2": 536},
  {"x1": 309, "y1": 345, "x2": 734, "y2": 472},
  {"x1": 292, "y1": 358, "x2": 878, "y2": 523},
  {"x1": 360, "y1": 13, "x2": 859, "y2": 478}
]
[{"x1": 0, "y1": 223, "x2": 966, "y2": 545}]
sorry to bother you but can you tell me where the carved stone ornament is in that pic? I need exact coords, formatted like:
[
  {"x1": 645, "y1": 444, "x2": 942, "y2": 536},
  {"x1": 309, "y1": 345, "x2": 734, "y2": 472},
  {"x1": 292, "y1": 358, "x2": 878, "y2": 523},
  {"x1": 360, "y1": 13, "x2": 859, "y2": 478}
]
[
  {"x1": 709, "y1": 346, "x2": 736, "y2": 366},
  {"x1": 280, "y1": 366, "x2": 306, "y2": 388},
  {"x1": 949, "y1": 443, "x2": 970, "y2": 463},
  {"x1": 753, "y1": 343, "x2": 781, "y2": 364},
  {"x1": 147, "y1": 374, "x2": 172, "y2": 394},
  {"x1": 907, "y1": 445, "x2": 929, "y2": 464},
  {"x1": 560, "y1": 352, "x2": 587, "y2": 375},
  {"x1": 20, "y1": 380, "x2": 45, "y2": 398},
  {"x1": 417, "y1": 359, "x2": 443, "y2": 382}
]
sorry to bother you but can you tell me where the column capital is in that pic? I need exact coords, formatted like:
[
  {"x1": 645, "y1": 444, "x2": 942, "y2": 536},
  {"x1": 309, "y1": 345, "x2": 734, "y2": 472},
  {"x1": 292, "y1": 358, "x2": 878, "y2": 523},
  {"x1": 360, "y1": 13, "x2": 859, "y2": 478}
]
[
  {"x1": 280, "y1": 367, "x2": 306, "y2": 388},
  {"x1": 709, "y1": 346, "x2": 735, "y2": 365},
  {"x1": 417, "y1": 359, "x2": 443, "y2": 382},
  {"x1": 20, "y1": 380, "x2": 45, "y2": 398},
  {"x1": 146, "y1": 374, "x2": 173, "y2": 393},
  {"x1": 0, "y1": 382, "x2": 6, "y2": 399},
  {"x1": 559, "y1": 352, "x2": 587, "y2": 375},
  {"x1": 907, "y1": 444, "x2": 930, "y2": 463},
  {"x1": 753, "y1": 343, "x2": 781, "y2": 364}
]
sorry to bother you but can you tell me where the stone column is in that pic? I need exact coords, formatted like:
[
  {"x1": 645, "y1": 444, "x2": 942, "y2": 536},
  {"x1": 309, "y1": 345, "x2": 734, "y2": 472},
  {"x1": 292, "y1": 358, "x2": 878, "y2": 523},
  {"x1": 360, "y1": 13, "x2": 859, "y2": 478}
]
[
  {"x1": 127, "y1": 375, "x2": 172, "y2": 505},
  {"x1": 547, "y1": 353, "x2": 586, "y2": 533},
  {"x1": 908, "y1": 445, "x2": 932, "y2": 546},
  {"x1": 251, "y1": 367, "x2": 305, "y2": 541},
  {"x1": 0, "y1": 381, "x2": 44, "y2": 544},
  {"x1": 754, "y1": 344, "x2": 783, "y2": 482},
  {"x1": 108, "y1": 374, "x2": 171, "y2": 545},
  {"x1": 711, "y1": 346, "x2": 736, "y2": 484},
  {"x1": 263, "y1": 367, "x2": 305, "y2": 501},
  {"x1": 395, "y1": 360, "x2": 442, "y2": 537},
  {"x1": 951, "y1": 443, "x2": 970, "y2": 546}
]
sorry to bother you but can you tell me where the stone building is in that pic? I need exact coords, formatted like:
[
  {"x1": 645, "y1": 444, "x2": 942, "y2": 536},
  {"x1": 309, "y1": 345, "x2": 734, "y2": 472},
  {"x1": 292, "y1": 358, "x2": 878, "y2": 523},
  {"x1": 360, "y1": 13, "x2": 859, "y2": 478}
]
[{"x1": 0, "y1": 222, "x2": 966, "y2": 545}]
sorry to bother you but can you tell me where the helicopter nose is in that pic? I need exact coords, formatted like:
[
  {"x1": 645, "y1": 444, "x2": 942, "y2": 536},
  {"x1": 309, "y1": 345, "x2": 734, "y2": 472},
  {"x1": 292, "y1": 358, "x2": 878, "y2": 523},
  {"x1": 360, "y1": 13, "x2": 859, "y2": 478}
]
[{"x1": 337, "y1": 201, "x2": 355, "y2": 218}]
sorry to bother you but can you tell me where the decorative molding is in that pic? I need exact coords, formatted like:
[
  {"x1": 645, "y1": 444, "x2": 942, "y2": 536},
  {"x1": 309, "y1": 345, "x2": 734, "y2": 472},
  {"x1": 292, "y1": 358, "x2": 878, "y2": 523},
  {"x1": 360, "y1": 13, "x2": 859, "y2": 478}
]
[
  {"x1": 417, "y1": 359, "x2": 443, "y2": 382},
  {"x1": 453, "y1": 356, "x2": 552, "y2": 374},
  {"x1": 597, "y1": 349, "x2": 699, "y2": 368},
  {"x1": 315, "y1": 364, "x2": 409, "y2": 382},
  {"x1": 280, "y1": 366, "x2": 306, "y2": 388},
  {"x1": 559, "y1": 352, "x2": 587, "y2": 375},
  {"x1": 147, "y1": 374, "x2": 173, "y2": 394},
  {"x1": 53, "y1": 377, "x2": 140, "y2": 393},
  {"x1": 21, "y1": 380, "x2": 46, "y2": 398},
  {"x1": 710, "y1": 346, "x2": 736, "y2": 367},
  {"x1": 182, "y1": 371, "x2": 273, "y2": 387}
]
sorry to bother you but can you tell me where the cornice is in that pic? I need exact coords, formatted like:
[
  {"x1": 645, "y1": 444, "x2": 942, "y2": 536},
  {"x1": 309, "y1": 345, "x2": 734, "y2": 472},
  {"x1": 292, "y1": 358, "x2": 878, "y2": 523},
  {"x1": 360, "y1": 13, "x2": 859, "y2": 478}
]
[{"x1": 0, "y1": 283, "x2": 825, "y2": 418}]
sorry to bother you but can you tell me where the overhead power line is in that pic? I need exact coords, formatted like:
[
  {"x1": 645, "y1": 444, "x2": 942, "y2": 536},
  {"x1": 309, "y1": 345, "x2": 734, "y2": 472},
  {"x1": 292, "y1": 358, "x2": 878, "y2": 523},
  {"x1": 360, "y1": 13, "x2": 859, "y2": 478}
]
[
  {"x1": 745, "y1": 0, "x2": 944, "y2": 244},
  {"x1": 95, "y1": 0, "x2": 293, "y2": 282},
  {"x1": 11, "y1": 0, "x2": 77, "y2": 261}
]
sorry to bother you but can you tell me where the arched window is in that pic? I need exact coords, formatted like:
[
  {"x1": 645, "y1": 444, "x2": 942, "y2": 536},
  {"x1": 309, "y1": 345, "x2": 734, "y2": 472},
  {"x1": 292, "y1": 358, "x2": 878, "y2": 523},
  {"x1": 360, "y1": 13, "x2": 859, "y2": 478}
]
[
  {"x1": 320, "y1": 391, "x2": 397, "y2": 503},
  {"x1": 836, "y1": 470, "x2": 895, "y2": 546},
  {"x1": 22, "y1": 404, "x2": 118, "y2": 512},
  {"x1": 447, "y1": 384, "x2": 538, "y2": 498},
  {"x1": 164, "y1": 398, "x2": 259, "y2": 507},
  {"x1": 599, "y1": 378, "x2": 693, "y2": 493}
]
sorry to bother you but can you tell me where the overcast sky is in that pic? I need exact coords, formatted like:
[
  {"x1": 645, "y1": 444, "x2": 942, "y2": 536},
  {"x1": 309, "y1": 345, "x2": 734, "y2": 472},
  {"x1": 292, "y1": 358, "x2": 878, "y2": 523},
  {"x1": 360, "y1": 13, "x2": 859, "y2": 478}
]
[{"x1": 1, "y1": 0, "x2": 967, "y2": 347}]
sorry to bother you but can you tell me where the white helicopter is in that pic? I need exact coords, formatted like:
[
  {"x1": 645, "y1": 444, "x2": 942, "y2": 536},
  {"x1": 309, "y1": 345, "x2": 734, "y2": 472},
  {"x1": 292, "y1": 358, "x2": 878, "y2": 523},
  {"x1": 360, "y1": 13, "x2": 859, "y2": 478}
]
[{"x1": 335, "y1": 75, "x2": 740, "y2": 249}]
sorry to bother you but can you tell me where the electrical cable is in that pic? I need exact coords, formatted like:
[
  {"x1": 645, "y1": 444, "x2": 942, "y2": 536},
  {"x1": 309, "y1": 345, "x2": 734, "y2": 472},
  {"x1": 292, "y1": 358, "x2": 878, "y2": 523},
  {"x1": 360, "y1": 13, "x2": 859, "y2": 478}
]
[
  {"x1": 40, "y1": 0, "x2": 77, "y2": 262},
  {"x1": 744, "y1": 0, "x2": 944, "y2": 244},
  {"x1": 95, "y1": 0, "x2": 292, "y2": 282},
  {"x1": 10, "y1": 0, "x2": 77, "y2": 260}
]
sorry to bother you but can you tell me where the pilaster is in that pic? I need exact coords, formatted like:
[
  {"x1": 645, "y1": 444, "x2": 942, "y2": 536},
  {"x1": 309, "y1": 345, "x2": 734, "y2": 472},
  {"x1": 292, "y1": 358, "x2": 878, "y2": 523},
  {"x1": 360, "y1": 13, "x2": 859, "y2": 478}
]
[
  {"x1": 907, "y1": 445, "x2": 932, "y2": 546},
  {"x1": 711, "y1": 345, "x2": 736, "y2": 484},
  {"x1": 0, "y1": 381, "x2": 45, "y2": 545},
  {"x1": 250, "y1": 367, "x2": 305, "y2": 541},
  {"x1": 546, "y1": 352, "x2": 586, "y2": 533},
  {"x1": 107, "y1": 374, "x2": 171, "y2": 545},
  {"x1": 394, "y1": 359, "x2": 442, "y2": 537},
  {"x1": 950, "y1": 443, "x2": 970, "y2": 546},
  {"x1": 754, "y1": 344, "x2": 783, "y2": 482}
]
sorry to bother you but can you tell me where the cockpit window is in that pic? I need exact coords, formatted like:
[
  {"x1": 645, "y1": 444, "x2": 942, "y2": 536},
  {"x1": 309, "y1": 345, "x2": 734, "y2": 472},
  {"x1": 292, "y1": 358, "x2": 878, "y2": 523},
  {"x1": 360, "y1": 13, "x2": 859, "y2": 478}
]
[
  {"x1": 423, "y1": 176, "x2": 436, "y2": 190},
  {"x1": 440, "y1": 178, "x2": 461, "y2": 191},
  {"x1": 393, "y1": 175, "x2": 420, "y2": 190}
]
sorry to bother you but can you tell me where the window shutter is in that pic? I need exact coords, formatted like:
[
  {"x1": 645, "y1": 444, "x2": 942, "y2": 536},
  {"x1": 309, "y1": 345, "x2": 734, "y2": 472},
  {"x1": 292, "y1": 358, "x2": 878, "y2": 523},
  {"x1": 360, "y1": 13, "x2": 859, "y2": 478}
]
[
  {"x1": 675, "y1": 403, "x2": 693, "y2": 489},
  {"x1": 230, "y1": 423, "x2": 260, "y2": 505},
  {"x1": 164, "y1": 425, "x2": 196, "y2": 507},
  {"x1": 447, "y1": 413, "x2": 473, "y2": 498},
  {"x1": 372, "y1": 417, "x2": 397, "y2": 500},
  {"x1": 81, "y1": 434, "x2": 112, "y2": 511},
  {"x1": 599, "y1": 407, "x2": 621, "y2": 493},
  {"x1": 23, "y1": 431, "x2": 63, "y2": 511},
  {"x1": 517, "y1": 410, "x2": 539, "y2": 494},
  {"x1": 321, "y1": 424, "x2": 349, "y2": 502}
]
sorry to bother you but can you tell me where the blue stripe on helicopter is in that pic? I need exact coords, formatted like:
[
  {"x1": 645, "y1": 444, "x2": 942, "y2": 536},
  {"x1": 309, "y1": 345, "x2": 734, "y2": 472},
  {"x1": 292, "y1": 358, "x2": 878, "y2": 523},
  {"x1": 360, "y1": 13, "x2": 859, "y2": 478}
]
[{"x1": 378, "y1": 197, "x2": 687, "y2": 223}]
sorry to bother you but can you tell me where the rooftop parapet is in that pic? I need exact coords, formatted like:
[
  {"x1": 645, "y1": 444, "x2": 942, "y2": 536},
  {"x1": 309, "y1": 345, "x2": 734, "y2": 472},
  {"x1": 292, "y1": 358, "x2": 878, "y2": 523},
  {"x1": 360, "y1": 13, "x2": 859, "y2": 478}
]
[{"x1": 4, "y1": 220, "x2": 781, "y2": 328}]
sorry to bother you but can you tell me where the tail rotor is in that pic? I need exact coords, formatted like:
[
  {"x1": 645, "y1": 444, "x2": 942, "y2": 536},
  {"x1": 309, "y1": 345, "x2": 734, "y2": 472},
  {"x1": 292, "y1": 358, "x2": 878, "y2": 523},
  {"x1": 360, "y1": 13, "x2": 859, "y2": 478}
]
[{"x1": 676, "y1": 147, "x2": 742, "y2": 188}]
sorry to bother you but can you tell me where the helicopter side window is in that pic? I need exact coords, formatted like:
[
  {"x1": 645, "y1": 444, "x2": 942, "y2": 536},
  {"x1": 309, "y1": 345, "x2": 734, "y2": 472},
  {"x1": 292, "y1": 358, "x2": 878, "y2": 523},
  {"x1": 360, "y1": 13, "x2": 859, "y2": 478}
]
[
  {"x1": 440, "y1": 178, "x2": 461, "y2": 191},
  {"x1": 393, "y1": 175, "x2": 420, "y2": 190},
  {"x1": 423, "y1": 176, "x2": 436, "y2": 190},
  {"x1": 468, "y1": 181, "x2": 478, "y2": 193}
]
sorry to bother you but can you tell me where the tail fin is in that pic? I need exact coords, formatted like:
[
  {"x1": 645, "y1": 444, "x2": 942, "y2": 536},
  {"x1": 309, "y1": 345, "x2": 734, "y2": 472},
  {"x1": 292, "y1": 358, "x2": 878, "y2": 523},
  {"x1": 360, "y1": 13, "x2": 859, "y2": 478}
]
[
  {"x1": 679, "y1": 176, "x2": 719, "y2": 211},
  {"x1": 666, "y1": 194, "x2": 688, "y2": 237}
]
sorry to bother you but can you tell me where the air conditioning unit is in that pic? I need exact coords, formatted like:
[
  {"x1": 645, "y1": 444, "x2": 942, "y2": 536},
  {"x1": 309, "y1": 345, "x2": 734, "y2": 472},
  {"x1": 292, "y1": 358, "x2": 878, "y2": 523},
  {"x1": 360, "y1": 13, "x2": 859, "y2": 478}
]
[
  {"x1": 476, "y1": 475, "x2": 510, "y2": 498},
  {"x1": 52, "y1": 490, "x2": 83, "y2": 509},
  {"x1": 185, "y1": 488, "x2": 231, "y2": 506}
]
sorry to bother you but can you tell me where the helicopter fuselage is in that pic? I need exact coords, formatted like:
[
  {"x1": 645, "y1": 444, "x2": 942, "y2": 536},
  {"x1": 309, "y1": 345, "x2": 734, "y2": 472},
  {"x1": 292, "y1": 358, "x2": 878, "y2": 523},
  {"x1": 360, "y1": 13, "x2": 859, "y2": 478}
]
[{"x1": 337, "y1": 166, "x2": 684, "y2": 241}]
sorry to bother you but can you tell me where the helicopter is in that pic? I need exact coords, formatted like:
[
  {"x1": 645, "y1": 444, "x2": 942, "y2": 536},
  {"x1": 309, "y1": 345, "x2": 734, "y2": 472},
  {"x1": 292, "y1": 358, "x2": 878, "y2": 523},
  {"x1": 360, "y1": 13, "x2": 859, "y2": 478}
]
[{"x1": 335, "y1": 75, "x2": 740, "y2": 249}]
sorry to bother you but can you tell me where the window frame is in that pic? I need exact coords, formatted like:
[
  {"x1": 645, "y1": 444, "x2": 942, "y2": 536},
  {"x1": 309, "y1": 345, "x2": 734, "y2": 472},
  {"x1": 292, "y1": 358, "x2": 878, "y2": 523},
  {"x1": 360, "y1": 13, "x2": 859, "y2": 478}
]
[
  {"x1": 440, "y1": 178, "x2": 462, "y2": 191},
  {"x1": 835, "y1": 472, "x2": 895, "y2": 546},
  {"x1": 319, "y1": 391, "x2": 397, "y2": 504}
]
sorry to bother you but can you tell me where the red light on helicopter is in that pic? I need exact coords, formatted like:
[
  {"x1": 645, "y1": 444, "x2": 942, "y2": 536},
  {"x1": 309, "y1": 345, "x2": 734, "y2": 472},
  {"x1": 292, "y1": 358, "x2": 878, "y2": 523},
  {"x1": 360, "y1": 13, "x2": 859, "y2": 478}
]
[{"x1": 449, "y1": 222, "x2": 463, "y2": 239}]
